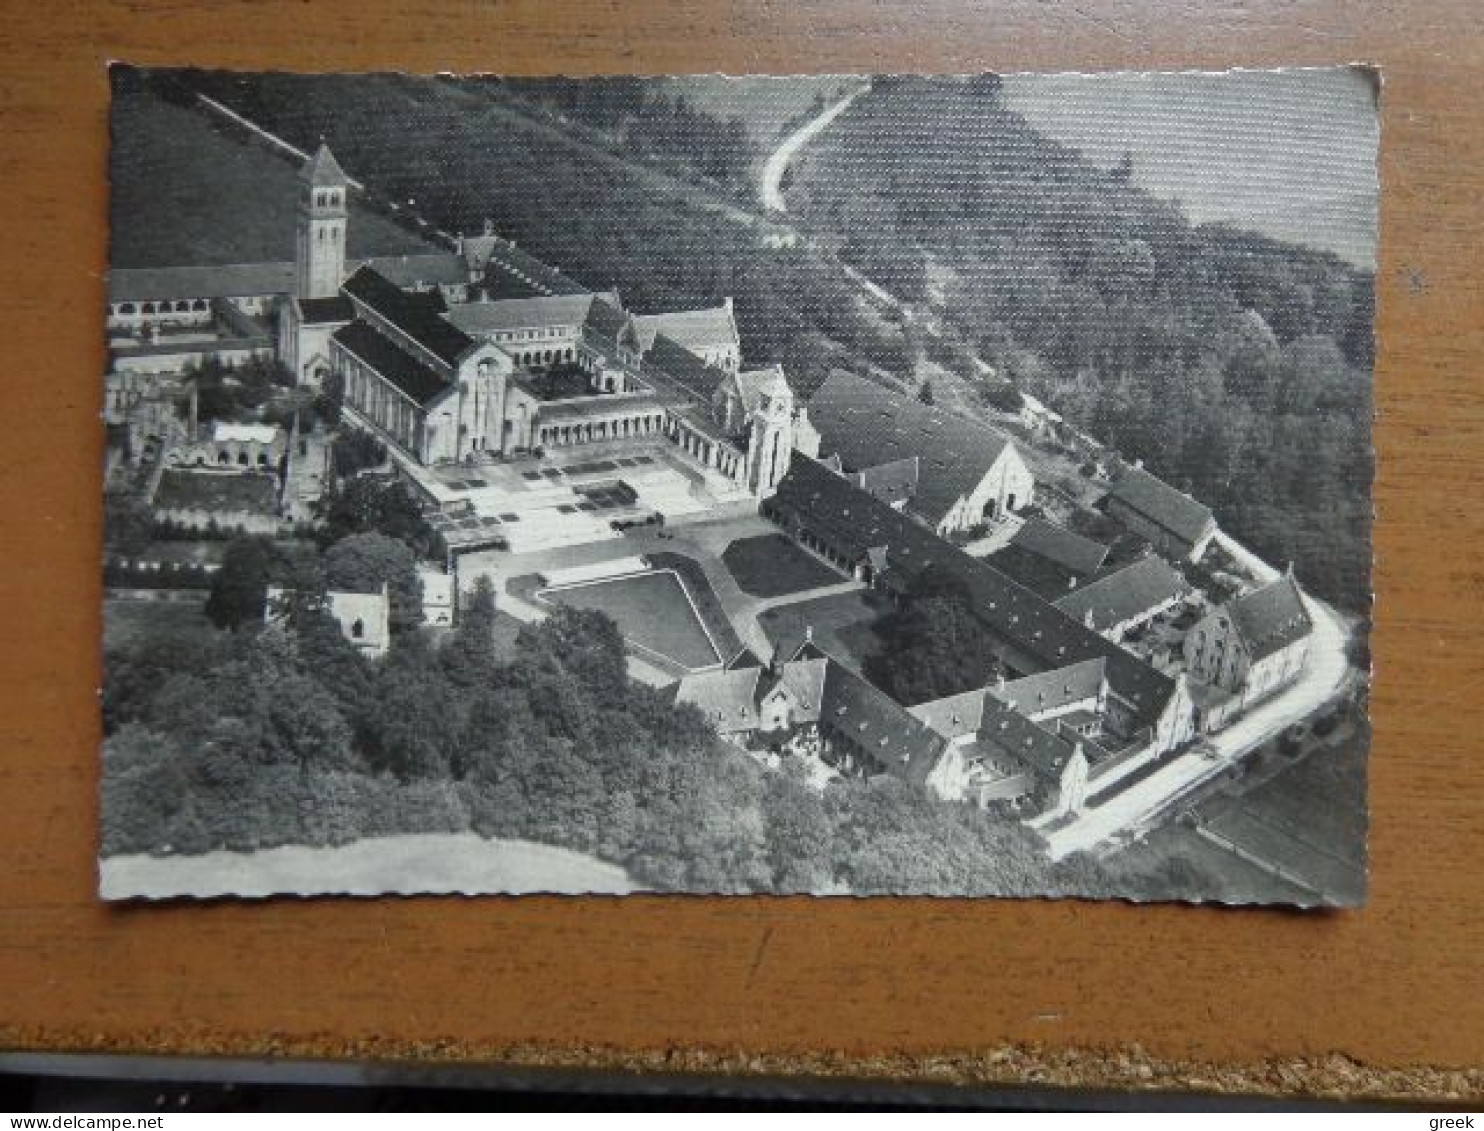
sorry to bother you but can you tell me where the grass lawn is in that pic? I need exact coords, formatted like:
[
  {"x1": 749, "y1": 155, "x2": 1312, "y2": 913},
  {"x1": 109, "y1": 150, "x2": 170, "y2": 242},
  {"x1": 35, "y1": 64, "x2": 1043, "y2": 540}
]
[
  {"x1": 759, "y1": 589, "x2": 892, "y2": 674},
  {"x1": 721, "y1": 533, "x2": 844, "y2": 598},
  {"x1": 541, "y1": 570, "x2": 721, "y2": 671},
  {"x1": 111, "y1": 89, "x2": 432, "y2": 268},
  {"x1": 154, "y1": 469, "x2": 280, "y2": 515},
  {"x1": 104, "y1": 595, "x2": 211, "y2": 650},
  {"x1": 1112, "y1": 822, "x2": 1317, "y2": 905}
]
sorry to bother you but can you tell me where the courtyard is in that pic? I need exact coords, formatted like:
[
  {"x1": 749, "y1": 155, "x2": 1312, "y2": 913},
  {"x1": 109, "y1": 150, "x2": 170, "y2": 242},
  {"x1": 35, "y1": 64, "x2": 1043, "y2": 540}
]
[
  {"x1": 721, "y1": 532, "x2": 844, "y2": 598},
  {"x1": 537, "y1": 569, "x2": 723, "y2": 672}
]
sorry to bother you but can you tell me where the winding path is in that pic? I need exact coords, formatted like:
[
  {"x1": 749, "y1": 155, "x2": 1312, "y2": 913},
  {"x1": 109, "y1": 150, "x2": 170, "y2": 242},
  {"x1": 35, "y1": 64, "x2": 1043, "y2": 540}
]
[{"x1": 759, "y1": 84, "x2": 870, "y2": 214}]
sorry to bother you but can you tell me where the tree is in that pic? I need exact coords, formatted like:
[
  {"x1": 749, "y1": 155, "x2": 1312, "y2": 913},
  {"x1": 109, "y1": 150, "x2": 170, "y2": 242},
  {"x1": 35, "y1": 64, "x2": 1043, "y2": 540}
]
[
  {"x1": 441, "y1": 575, "x2": 499, "y2": 688},
  {"x1": 318, "y1": 477, "x2": 434, "y2": 557},
  {"x1": 205, "y1": 537, "x2": 272, "y2": 629},
  {"x1": 324, "y1": 532, "x2": 422, "y2": 631}
]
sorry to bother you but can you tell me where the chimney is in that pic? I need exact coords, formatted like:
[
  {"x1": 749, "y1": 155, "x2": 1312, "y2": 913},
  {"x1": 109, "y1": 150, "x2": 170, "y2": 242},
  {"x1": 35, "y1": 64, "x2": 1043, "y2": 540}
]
[
  {"x1": 804, "y1": 625, "x2": 814, "y2": 644},
  {"x1": 1132, "y1": 458, "x2": 1144, "y2": 470},
  {"x1": 723, "y1": 296, "x2": 734, "y2": 314},
  {"x1": 1067, "y1": 575, "x2": 1078, "y2": 590},
  {"x1": 994, "y1": 669, "x2": 1007, "y2": 692},
  {"x1": 1084, "y1": 607, "x2": 1096, "y2": 628}
]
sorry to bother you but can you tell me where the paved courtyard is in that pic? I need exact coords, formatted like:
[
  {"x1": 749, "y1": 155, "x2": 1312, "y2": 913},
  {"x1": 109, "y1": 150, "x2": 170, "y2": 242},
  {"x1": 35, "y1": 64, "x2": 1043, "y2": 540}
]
[{"x1": 459, "y1": 513, "x2": 868, "y2": 681}]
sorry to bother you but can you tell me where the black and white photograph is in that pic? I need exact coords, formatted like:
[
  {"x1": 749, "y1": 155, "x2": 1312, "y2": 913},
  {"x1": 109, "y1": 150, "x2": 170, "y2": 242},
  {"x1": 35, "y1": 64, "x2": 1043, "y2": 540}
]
[{"x1": 100, "y1": 66, "x2": 1376, "y2": 903}]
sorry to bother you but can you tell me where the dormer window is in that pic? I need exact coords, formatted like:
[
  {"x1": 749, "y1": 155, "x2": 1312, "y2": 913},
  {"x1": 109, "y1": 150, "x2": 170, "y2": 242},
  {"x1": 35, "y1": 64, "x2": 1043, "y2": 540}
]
[{"x1": 351, "y1": 618, "x2": 365, "y2": 639}]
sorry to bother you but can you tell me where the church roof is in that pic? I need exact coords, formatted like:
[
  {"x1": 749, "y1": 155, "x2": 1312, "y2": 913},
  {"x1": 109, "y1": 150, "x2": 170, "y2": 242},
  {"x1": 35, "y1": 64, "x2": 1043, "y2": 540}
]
[
  {"x1": 1227, "y1": 575, "x2": 1313, "y2": 661},
  {"x1": 1054, "y1": 554, "x2": 1189, "y2": 633},
  {"x1": 444, "y1": 292, "x2": 618, "y2": 336},
  {"x1": 632, "y1": 302, "x2": 739, "y2": 356},
  {"x1": 361, "y1": 252, "x2": 467, "y2": 290},
  {"x1": 639, "y1": 333, "x2": 732, "y2": 408},
  {"x1": 1106, "y1": 465, "x2": 1215, "y2": 546},
  {"x1": 1010, "y1": 518, "x2": 1109, "y2": 576},
  {"x1": 342, "y1": 265, "x2": 473, "y2": 368},
  {"x1": 469, "y1": 234, "x2": 590, "y2": 300},
  {"x1": 331, "y1": 319, "x2": 451, "y2": 406},
  {"x1": 301, "y1": 144, "x2": 349, "y2": 187},
  {"x1": 807, "y1": 370, "x2": 1017, "y2": 527}
]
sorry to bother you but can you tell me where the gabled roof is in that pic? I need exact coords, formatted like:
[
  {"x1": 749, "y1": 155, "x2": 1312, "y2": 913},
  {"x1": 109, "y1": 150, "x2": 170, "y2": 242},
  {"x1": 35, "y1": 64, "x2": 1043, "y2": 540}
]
[
  {"x1": 341, "y1": 265, "x2": 473, "y2": 368},
  {"x1": 639, "y1": 333, "x2": 732, "y2": 407},
  {"x1": 1010, "y1": 518, "x2": 1109, "y2": 576},
  {"x1": 1227, "y1": 575, "x2": 1313, "y2": 661},
  {"x1": 807, "y1": 370, "x2": 1018, "y2": 526},
  {"x1": 632, "y1": 302, "x2": 739, "y2": 356},
  {"x1": 770, "y1": 455, "x2": 1178, "y2": 726},
  {"x1": 908, "y1": 683, "x2": 1079, "y2": 786},
  {"x1": 331, "y1": 319, "x2": 450, "y2": 407},
  {"x1": 582, "y1": 297, "x2": 629, "y2": 349},
  {"x1": 674, "y1": 667, "x2": 763, "y2": 734},
  {"x1": 1054, "y1": 554, "x2": 1189, "y2": 632},
  {"x1": 733, "y1": 365, "x2": 792, "y2": 413},
  {"x1": 1106, "y1": 465, "x2": 1215, "y2": 545},
  {"x1": 817, "y1": 662, "x2": 948, "y2": 786},
  {"x1": 360, "y1": 252, "x2": 467, "y2": 290},
  {"x1": 769, "y1": 657, "x2": 829, "y2": 725},
  {"x1": 995, "y1": 658, "x2": 1107, "y2": 718},
  {"x1": 444, "y1": 292, "x2": 618, "y2": 337},
  {"x1": 851, "y1": 457, "x2": 919, "y2": 509},
  {"x1": 301, "y1": 144, "x2": 349, "y2": 188}
]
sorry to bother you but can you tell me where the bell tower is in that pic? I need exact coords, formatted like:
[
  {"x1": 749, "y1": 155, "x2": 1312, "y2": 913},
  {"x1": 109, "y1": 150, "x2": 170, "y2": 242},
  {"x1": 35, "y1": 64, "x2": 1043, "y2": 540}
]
[{"x1": 296, "y1": 143, "x2": 349, "y2": 300}]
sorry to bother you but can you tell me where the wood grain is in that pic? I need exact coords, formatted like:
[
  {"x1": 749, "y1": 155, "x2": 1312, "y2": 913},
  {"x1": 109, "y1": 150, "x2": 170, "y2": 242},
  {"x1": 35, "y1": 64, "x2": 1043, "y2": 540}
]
[{"x1": 1, "y1": 0, "x2": 1481, "y2": 1101}]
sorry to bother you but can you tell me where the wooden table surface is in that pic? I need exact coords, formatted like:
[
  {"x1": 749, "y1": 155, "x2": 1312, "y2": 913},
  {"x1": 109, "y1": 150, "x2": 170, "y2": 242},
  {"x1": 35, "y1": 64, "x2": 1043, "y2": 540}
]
[{"x1": 1, "y1": 0, "x2": 1481, "y2": 1104}]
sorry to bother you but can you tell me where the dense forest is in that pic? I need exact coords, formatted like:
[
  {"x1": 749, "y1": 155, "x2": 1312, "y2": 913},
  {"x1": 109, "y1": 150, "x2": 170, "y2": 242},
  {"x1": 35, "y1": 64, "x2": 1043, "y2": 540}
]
[
  {"x1": 136, "y1": 69, "x2": 920, "y2": 393},
  {"x1": 792, "y1": 76, "x2": 1374, "y2": 612},
  {"x1": 103, "y1": 574, "x2": 1215, "y2": 898}
]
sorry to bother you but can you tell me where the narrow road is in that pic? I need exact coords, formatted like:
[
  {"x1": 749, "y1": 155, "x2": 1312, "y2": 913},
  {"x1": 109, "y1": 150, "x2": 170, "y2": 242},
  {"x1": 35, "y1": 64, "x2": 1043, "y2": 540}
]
[
  {"x1": 1042, "y1": 562, "x2": 1353, "y2": 860},
  {"x1": 759, "y1": 84, "x2": 870, "y2": 213}
]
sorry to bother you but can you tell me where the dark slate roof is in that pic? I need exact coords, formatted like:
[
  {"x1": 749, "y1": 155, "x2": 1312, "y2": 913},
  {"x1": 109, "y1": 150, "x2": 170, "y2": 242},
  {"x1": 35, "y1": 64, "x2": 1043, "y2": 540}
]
[
  {"x1": 640, "y1": 333, "x2": 731, "y2": 407},
  {"x1": 995, "y1": 658, "x2": 1108, "y2": 717},
  {"x1": 331, "y1": 319, "x2": 450, "y2": 407},
  {"x1": 1054, "y1": 554, "x2": 1189, "y2": 633},
  {"x1": 818, "y1": 662, "x2": 948, "y2": 786},
  {"x1": 851, "y1": 457, "x2": 920, "y2": 509},
  {"x1": 360, "y1": 253, "x2": 467, "y2": 290},
  {"x1": 110, "y1": 262, "x2": 296, "y2": 303},
  {"x1": 342, "y1": 265, "x2": 473, "y2": 368},
  {"x1": 633, "y1": 303, "x2": 739, "y2": 355},
  {"x1": 771, "y1": 455, "x2": 1176, "y2": 725},
  {"x1": 1010, "y1": 518, "x2": 1109, "y2": 576},
  {"x1": 444, "y1": 292, "x2": 618, "y2": 336},
  {"x1": 908, "y1": 687, "x2": 1080, "y2": 786},
  {"x1": 1228, "y1": 576, "x2": 1313, "y2": 661},
  {"x1": 475, "y1": 235, "x2": 589, "y2": 299},
  {"x1": 674, "y1": 667, "x2": 762, "y2": 733},
  {"x1": 1106, "y1": 465, "x2": 1215, "y2": 545},
  {"x1": 582, "y1": 297, "x2": 629, "y2": 350},
  {"x1": 807, "y1": 370, "x2": 1017, "y2": 527},
  {"x1": 301, "y1": 144, "x2": 349, "y2": 187},
  {"x1": 297, "y1": 296, "x2": 355, "y2": 325}
]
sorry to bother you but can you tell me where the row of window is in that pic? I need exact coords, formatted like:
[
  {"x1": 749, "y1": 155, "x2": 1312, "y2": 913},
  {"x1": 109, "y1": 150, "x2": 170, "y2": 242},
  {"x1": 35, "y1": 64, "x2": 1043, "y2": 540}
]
[{"x1": 111, "y1": 299, "x2": 210, "y2": 316}]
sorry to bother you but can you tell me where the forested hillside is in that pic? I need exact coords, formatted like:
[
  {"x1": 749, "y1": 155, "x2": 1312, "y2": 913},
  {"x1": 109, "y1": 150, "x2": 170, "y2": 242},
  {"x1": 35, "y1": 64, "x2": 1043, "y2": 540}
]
[{"x1": 791, "y1": 76, "x2": 1374, "y2": 611}]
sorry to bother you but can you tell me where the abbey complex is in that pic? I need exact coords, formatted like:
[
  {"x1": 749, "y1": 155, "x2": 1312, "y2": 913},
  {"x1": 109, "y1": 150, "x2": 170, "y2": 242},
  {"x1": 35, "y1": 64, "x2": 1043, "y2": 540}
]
[{"x1": 105, "y1": 140, "x2": 1335, "y2": 861}]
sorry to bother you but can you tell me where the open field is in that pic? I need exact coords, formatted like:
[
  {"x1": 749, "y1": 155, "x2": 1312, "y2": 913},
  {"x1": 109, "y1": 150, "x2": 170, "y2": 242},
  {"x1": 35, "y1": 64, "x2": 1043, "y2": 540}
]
[
  {"x1": 540, "y1": 570, "x2": 721, "y2": 671},
  {"x1": 153, "y1": 469, "x2": 280, "y2": 514},
  {"x1": 100, "y1": 832, "x2": 637, "y2": 898},
  {"x1": 722, "y1": 533, "x2": 843, "y2": 598},
  {"x1": 111, "y1": 90, "x2": 432, "y2": 268},
  {"x1": 104, "y1": 594, "x2": 211, "y2": 650}
]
